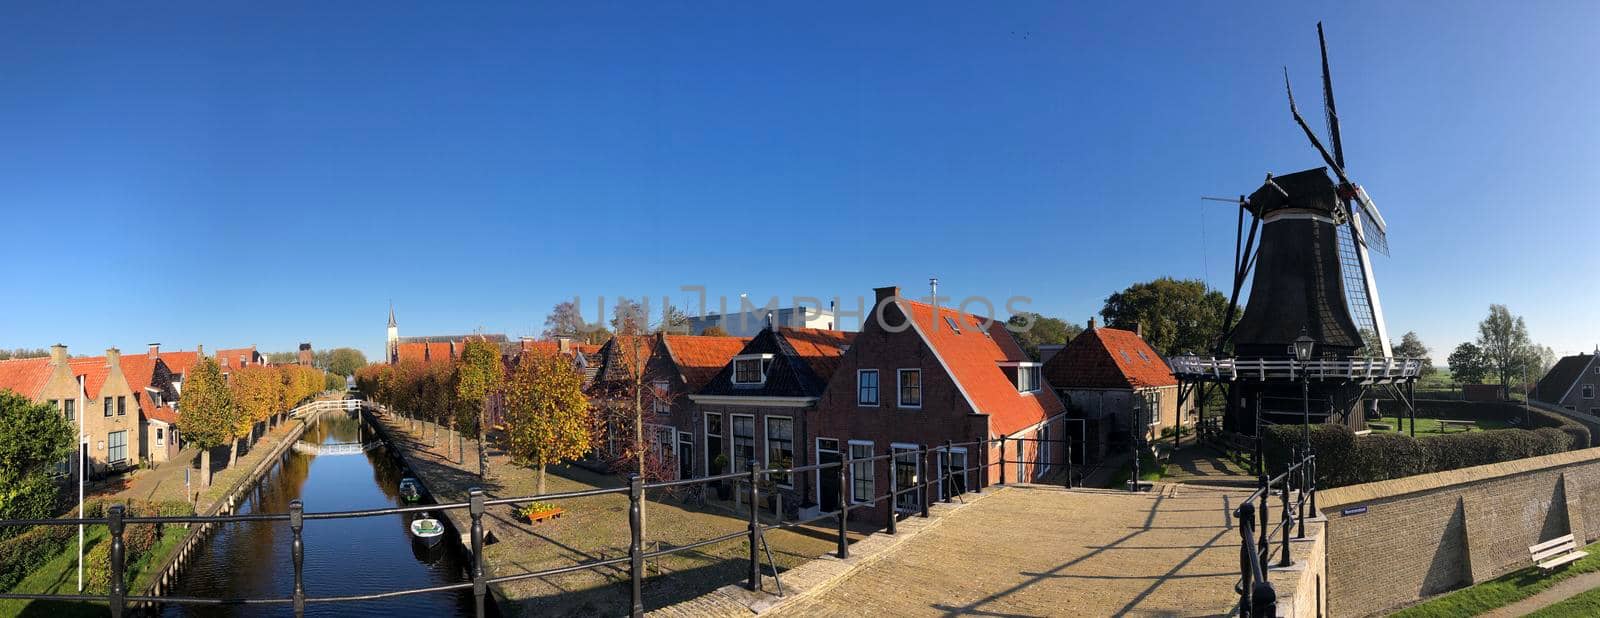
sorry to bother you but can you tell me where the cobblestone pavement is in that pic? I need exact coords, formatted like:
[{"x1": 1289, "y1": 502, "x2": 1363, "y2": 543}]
[{"x1": 767, "y1": 483, "x2": 1250, "y2": 617}]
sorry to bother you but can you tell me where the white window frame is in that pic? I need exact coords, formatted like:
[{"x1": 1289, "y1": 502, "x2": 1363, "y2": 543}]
[
  {"x1": 1014, "y1": 362, "x2": 1042, "y2": 394},
  {"x1": 652, "y1": 380, "x2": 672, "y2": 414},
  {"x1": 1038, "y1": 425, "x2": 1051, "y2": 476},
  {"x1": 891, "y1": 443, "x2": 920, "y2": 513},
  {"x1": 730, "y1": 413, "x2": 756, "y2": 473},
  {"x1": 156, "y1": 427, "x2": 164, "y2": 447},
  {"x1": 848, "y1": 440, "x2": 874, "y2": 504},
  {"x1": 1585, "y1": 384, "x2": 1595, "y2": 400},
  {"x1": 703, "y1": 412, "x2": 723, "y2": 477},
  {"x1": 897, "y1": 369, "x2": 922, "y2": 409},
  {"x1": 765, "y1": 415, "x2": 796, "y2": 488},
  {"x1": 107, "y1": 430, "x2": 128, "y2": 466},
  {"x1": 732, "y1": 354, "x2": 773, "y2": 386},
  {"x1": 857, "y1": 369, "x2": 880, "y2": 407},
  {"x1": 677, "y1": 432, "x2": 693, "y2": 480}
]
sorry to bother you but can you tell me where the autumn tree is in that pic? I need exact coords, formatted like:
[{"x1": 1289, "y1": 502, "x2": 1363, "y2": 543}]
[
  {"x1": 176, "y1": 357, "x2": 237, "y2": 487},
  {"x1": 504, "y1": 350, "x2": 592, "y2": 493},
  {"x1": 0, "y1": 389, "x2": 74, "y2": 537},
  {"x1": 456, "y1": 339, "x2": 505, "y2": 479},
  {"x1": 543, "y1": 300, "x2": 612, "y2": 344},
  {"x1": 700, "y1": 325, "x2": 731, "y2": 337},
  {"x1": 1006, "y1": 312, "x2": 1084, "y2": 361},
  {"x1": 1100, "y1": 278, "x2": 1236, "y2": 356},
  {"x1": 229, "y1": 366, "x2": 283, "y2": 451}
]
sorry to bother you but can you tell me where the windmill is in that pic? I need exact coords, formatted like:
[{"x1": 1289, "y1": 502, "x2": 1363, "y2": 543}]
[{"x1": 1172, "y1": 23, "x2": 1421, "y2": 445}]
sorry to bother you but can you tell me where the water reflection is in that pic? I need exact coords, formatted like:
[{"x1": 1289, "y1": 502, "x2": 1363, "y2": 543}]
[{"x1": 162, "y1": 410, "x2": 475, "y2": 617}]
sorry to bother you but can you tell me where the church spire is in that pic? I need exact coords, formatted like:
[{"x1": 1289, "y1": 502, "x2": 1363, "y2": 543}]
[{"x1": 388, "y1": 302, "x2": 397, "y2": 328}]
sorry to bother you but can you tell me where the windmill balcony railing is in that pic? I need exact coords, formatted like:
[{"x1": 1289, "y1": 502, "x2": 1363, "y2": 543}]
[
  {"x1": 0, "y1": 423, "x2": 1075, "y2": 618},
  {"x1": 1169, "y1": 355, "x2": 1423, "y2": 383}
]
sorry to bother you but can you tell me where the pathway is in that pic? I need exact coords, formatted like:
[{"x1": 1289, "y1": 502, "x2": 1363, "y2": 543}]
[
  {"x1": 1480, "y1": 571, "x2": 1600, "y2": 618},
  {"x1": 1163, "y1": 444, "x2": 1256, "y2": 489},
  {"x1": 766, "y1": 483, "x2": 1250, "y2": 617}
]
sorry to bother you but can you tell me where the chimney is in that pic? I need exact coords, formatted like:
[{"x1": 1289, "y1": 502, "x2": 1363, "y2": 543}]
[
  {"x1": 50, "y1": 343, "x2": 67, "y2": 365},
  {"x1": 148, "y1": 343, "x2": 160, "y2": 359},
  {"x1": 874, "y1": 286, "x2": 901, "y2": 306},
  {"x1": 765, "y1": 311, "x2": 775, "y2": 331},
  {"x1": 197, "y1": 344, "x2": 204, "y2": 357},
  {"x1": 557, "y1": 337, "x2": 572, "y2": 354},
  {"x1": 106, "y1": 347, "x2": 121, "y2": 367},
  {"x1": 520, "y1": 336, "x2": 534, "y2": 353},
  {"x1": 1136, "y1": 322, "x2": 1143, "y2": 338},
  {"x1": 929, "y1": 277, "x2": 939, "y2": 300},
  {"x1": 1087, "y1": 317, "x2": 1097, "y2": 330}
]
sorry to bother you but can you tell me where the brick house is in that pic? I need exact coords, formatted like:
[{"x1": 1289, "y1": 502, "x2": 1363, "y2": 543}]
[
  {"x1": 808, "y1": 286, "x2": 1068, "y2": 522},
  {"x1": 0, "y1": 345, "x2": 144, "y2": 477},
  {"x1": 688, "y1": 326, "x2": 855, "y2": 511},
  {"x1": 1533, "y1": 351, "x2": 1600, "y2": 414},
  {"x1": 586, "y1": 333, "x2": 749, "y2": 472},
  {"x1": 1041, "y1": 319, "x2": 1180, "y2": 461}
]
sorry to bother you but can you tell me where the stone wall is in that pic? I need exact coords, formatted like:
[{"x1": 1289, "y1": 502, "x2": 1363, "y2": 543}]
[{"x1": 1319, "y1": 447, "x2": 1600, "y2": 617}]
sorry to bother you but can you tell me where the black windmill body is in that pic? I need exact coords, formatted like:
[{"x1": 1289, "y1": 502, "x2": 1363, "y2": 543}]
[{"x1": 1173, "y1": 23, "x2": 1422, "y2": 441}]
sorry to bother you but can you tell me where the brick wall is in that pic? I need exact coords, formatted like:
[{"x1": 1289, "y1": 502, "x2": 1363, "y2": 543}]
[{"x1": 1319, "y1": 448, "x2": 1600, "y2": 616}]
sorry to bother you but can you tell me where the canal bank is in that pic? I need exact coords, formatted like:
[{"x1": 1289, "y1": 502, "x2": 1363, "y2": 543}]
[{"x1": 158, "y1": 407, "x2": 478, "y2": 616}]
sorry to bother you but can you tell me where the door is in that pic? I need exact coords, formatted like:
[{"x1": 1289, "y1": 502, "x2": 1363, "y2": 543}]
[
  {"x1": 817, "y1": 438, "x2": 841, "y2": 512},
  {"x1": 893, "y1": 446, "x2": 919, "y2": 512},
  {"x1": 677, "y1": 435, "x2": 693, "y2": 480}
]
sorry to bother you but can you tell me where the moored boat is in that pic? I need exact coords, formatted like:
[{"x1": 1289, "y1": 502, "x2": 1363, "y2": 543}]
[{"x1": 399, "y1": 477, "x2": 422, "y2": 503}]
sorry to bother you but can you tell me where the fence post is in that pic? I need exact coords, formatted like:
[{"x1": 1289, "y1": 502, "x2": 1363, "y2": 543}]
[
  {"x1": 747, "y1": 461, "x2": 760, "y2": 591},
  {"x1": 628, "y1": 475, "x2": 644, "y2": 617},
  {"x1": 108, "y1": 504, "x2": 126, "y2": 618},
  {"x1": 1295, "y1": 451, "x2": 1307, "y2": 541},
  {"x1": 973, "y1": 438, "x2": 984, "y2": 494},
  {"x1": 1066, "y1": 439, "x2": 1074, "y2": 489},
  {"x1": 1279, "y1": 470, "x2": 1292, "y2": 567},
  {"x1": 942, "y1": 440, "x2": 953, "y2": 503},
  {"x1": 836, "y1": 457, "x2": 849, "y2": 559},
  {"x1": 290, "y1": 499, "x2": 305, "y2": 618},
  {"x1": 998, "y1": 435, "x2": 1008, "y2": 486},
  {"x1": 1256, "y1": 473, "x2": 1268, "y2": 565},
  {"x1": 1309, "y1": 452, "x2": 1318, "y2": 517},
  {"x1": 1251, "y1": 580, "x2": 1278, "y2": 618},
  {"x1": 470, "y1": 488, "x2": 489, "y2": 618},
  {"x1": 885, "y1": 453, "x2": 897, "y2": 536},
  {"x1": 1236, "y1": 502, "x2": 1254, "y2": 616},
  {"x1": 919, "y1": 445, "x2": 931, "y2": 518}
]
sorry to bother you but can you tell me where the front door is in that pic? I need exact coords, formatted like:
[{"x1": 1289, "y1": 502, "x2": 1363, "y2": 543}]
[
  {"x1": 678, "y1": 435, "x2": 693, "y2": 480},
  {"x1": 817, "y1": 438, "x2": 841, "y2": 512}
]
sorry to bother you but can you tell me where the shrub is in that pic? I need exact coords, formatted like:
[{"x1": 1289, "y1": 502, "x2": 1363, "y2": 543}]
[
  {"x1": 1263, "y1": 421, "x2": 1585, "y2": 489},
  {"x1": 84, "y1": 538, "x2": 111, "y2": 593},
  {"x1": 0, "y1": 524, "x2": 73, "y2": 591}
]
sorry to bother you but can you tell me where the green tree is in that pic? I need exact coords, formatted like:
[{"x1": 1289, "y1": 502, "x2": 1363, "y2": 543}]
[
  {"x1": 1447, "y1": 342, "x2": 1489, "y2": 384},
  {"x1": 264, "y1": 351, "x2": 299, "y2": 365},
  {"x1": 0, "y1": 389, "x2": 74, "y2": 537},
  {"x1": 325, "y1": 371, "x2": 346, "y2": 391},
  {"x1": 1476, "y1": 304, "x2": 1532, "y2": 387},
  {"x1": 327, "y1": 348, "x2": 367, "y2": 377},
  {"x1": 1100, "y1": 278, "x2": 1235, "y2": 357},
  {"x1": 0, "y1": 348, "x2": 50, "y2": 361},
  {"x1": 1006, "y1": 312, "x2": 1084, "y2": 361},
  {"x1": 1391, "y1": 331, "x2": 1436, "y2": 376},
  {"x1": 176, "y1": 357, "x2": 237, "y2": 487},
  {"x1": 655, "y1": 304, "x2": 690, "y2": 334},
  {"x1": 456, "y1": 339, "x2": 505, "y2": 479},
  {"x1": 504, "y1": 349, "x2": 592, "y2": 493},
  {"x1": 543, "y1": 300, "x2": 611, "y2": 344}
]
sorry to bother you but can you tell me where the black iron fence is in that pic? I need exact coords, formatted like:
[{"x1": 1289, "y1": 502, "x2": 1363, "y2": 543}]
[
  {"x1": 1233, "y1": 448, "x2": 1317, "y2": 617},
  {"x1": 0, "y1": 429, "x2": 1084, "y2": 618}
]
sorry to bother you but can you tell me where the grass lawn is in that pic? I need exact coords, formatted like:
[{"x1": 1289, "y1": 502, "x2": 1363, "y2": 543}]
[
  {"x1": 1390, "y1": 541, "x2": 1600, "y2": 617},
  {"x1": 1367, "y1": 415, "x2": 1508, "y2": 435},
  {"x1": 0, "y1": 524, "x2": 182, "y2": 618},
  {"x1": 1104, "y1": 452, "x2": 1167, "y2": 488},
  {"x1": 1525, "y1": 584, "x2": 1600, "y2": 617}
]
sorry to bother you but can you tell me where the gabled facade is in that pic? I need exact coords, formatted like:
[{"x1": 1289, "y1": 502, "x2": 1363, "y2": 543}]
[
  {"x1": 1042, "y1": 319, "x2": 1180, "y2": 460},
  {"x1": 0, "y1": 345, "x2": 147, "y2": 477},
  {"x1": 636, "y1": 333, "x2": 749, "y2": 479},
  {"x1": 1533, "y1": 352, "x2": 1600, "y2": 414},
  {"x1": 807, "y1": 286, "x2": 1067, "y2": 521}
]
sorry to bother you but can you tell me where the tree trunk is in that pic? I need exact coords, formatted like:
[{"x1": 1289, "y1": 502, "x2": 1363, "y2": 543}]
[
  {"x1": 229, "y1": 437, "x2": 241, "y2": 468},
  {"x1": 200, "y1": 449, "x2": 212, "y2": 488},
  {"x1": 634, "y1": 381, "x2": 647, "y2": 538},
  {"x1": 537, "y1": 462, "x2": 546, "y2": 494}
]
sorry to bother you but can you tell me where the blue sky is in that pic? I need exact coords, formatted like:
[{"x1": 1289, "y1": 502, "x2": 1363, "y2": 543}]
[{"x1": 2, "y1": 2, "x2": 1596, "y2": 363}]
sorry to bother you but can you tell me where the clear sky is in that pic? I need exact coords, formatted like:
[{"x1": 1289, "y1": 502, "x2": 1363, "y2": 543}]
[{"x1": 2, "y1": 2, "x2": 1596, "y2": 364}]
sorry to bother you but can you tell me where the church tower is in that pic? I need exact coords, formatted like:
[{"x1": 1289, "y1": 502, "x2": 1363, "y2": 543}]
[{"x1": 386, "y1": 303, "x2": 399, "y2": 364}]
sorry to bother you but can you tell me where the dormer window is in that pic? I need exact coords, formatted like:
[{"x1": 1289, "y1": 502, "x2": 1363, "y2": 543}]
[
  {"x1": 1017, "y1": 364, "x2": 1041, "y2": 393},
  {"x1": 732, "y1": 354, "x2": 773, "y2": 386}
]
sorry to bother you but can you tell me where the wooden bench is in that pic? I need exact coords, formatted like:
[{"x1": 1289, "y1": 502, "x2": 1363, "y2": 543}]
[
  {"x1": 1438, "y1": 419, "x2": 1476, "y2": 433},
  {"x1": 1531, "y1": 534, "x2": 1588, "y2": 571},
  {"x1": 1366, "y1": 422, "x2": 1394, "y2": 431}
]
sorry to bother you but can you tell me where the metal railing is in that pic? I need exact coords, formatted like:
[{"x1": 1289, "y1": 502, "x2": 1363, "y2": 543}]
[
  {"x1": 1170, "y1": 355, "x2": 1423, "y2": 383},
  {"x1": 0, "y1": 423, "x2": 1082, "y2": 617},
  {"x1": 1233, "y1": 448, "x2": 1318, "y2": 617}
]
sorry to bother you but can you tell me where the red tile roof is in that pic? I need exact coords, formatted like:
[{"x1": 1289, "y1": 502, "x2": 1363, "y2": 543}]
[
  {"x1": 0, "y1": 357, "x2": 53, "y2": 399},
  {"x1": 68, "y1": 357, "x2": 112, "y2": 400},
  {"x1": 214, "y1": 347, "x2": 257, "y2": 369},
  {"x1": 1042, "y1": 327, "x2": 1176, "y2": 390},
  {"x1": 661, "y1": 335, "x2": 753, "y2": 392},
  {"x1": 158, "y1": 351, "x2": 201, "y2": 377},
  {"x1": 118, "y1": 355, "x2": 158, "y2": 416},
  {"x1": 778, "y1": 327, "x2": 856, "y2": 384},
  {"x1": 899, "y1": 300, "x2": 1065, "y2": 435},
  {"x1": 147, "y1": 404, "x2": 179, "y2": 425}
]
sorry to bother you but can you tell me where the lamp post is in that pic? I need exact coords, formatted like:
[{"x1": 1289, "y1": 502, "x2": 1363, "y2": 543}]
[{"x1": 1293, "y1": 330, "x2": 1317, "y2": 453}]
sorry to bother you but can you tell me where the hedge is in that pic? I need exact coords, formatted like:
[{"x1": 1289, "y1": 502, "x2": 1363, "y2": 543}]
[
  {"x1": 1263, "y1": 422, "x2": 1583, "y2": 489},
  {"x1": 0, "y1": 498, "x2": 192, "y2": 593}
]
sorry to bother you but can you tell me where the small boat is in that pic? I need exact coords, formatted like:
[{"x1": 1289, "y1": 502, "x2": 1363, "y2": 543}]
[
  {"x1": 399, "y1": 477, "x2": 422, "y2": 503},
  {"x1": 411, "y1": 513, "x2": 445, "y2": 541}
]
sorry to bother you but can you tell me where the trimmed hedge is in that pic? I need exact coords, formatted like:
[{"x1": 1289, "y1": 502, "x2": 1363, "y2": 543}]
[
  {"x1": 0, "y1": 521, "x2": 75, "y2": 591},
  {"x1": 1264, "y1": 422, "x2": 1582, "y2": 489},
  {"x1": 0, "y1": 498, "x2": 192, "y2": 593}
]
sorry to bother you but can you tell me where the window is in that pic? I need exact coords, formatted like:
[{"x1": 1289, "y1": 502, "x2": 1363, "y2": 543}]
[
  {"x1": 104, "y1": 397, "x2": 112, "y2": 417},
  {"x1": 938, "y1": 447, "x2": 969, "y2": 499},
  {"x1": 857, "y1": 370, "x2": 879, "y2": 406},
  {"x1": 1585, "y1": 385, "x2": 1595, "y2": 400},
  {"x1": 1017, "y1": 365, "x2": 1041, "y2": 393},
  {"x1": 1137, "y1": 350, "x2": 1150, "y2": 362},
  {"x1": 1119, "y1": 350, "x2": 1131, "y2": 362},
  {"x1": 893, "y1": 445, "x2": 919, "y2": 512},
  {"x1": 897, "y1": 369, "x2": 922, "y2": 408},
  {"x1": 1038, "y1": 426, "x2": 1052, "y2": 475},
  {"x1": 766, "y1": 417, "x2": 795, "y2": 487},
  {"x1": 117, "y1": 396, "x2": 126, "y2": 416},
  {"x1": 156, "y1": 428, "x2": 164, "y2": 447},
  {"x1": 107, "y1": 430, "x2": 128, "y2": 465},
  {"x1": 943, "y1": 316, "x2": 962, "y2": 334},
  {"x1": 734, "y1": 359, "x2": 764, "y2": 385},
  {"x1": 849, "y1": 441, "x2": 874, "y2": 503},
  {"x1": 652, "y1": 381, "x2": 671, "y2": 414},
  {"x1": 732, "y1": 415, "x2": 755, "y2": 472},
  {"x1": 63, "y1": 399, "x2": 74, "y2": 422}
]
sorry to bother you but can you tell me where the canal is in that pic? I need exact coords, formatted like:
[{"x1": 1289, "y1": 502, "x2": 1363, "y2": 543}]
[{"x1": 163, "y1": 410, "x2": 477, "y2": 617}]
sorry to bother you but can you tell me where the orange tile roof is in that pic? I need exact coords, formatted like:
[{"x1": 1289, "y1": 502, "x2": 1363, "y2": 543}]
[
  {"x1": 0, "y1": 357, "x2": 53, "y2": 399},
  {"x1": 147, "y1": 404, "x2": 179, "y2": 425},
  {"x1": 899, "y1": 300, "x2": 1065, "y2": 436},
  {"x1": 1042, "y1": 327, "x2": 1177, "y2": 390},
  {"x1": 68, "y1": 357, "x2": 112, "y2": 400},
  {"x1": 214, "y1": 347, "x2": 257, "y2": 369},
  {"x1": 660, "y1": 335, "x2": 753, "y2": 392},
  {"x1": 778, "y1": 327, "x2": 856, "y2": 383},
  {"x1": 158, "y1": 351, "x2": 201, "y2": 377},
  {"x1": 118, "y1": 354, "x2": 161, "y2": 417}
]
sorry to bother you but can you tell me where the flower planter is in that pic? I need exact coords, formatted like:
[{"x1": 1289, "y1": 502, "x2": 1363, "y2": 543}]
[{"x1": 514, "y1": 505, "x2": 565, "y2": 524}]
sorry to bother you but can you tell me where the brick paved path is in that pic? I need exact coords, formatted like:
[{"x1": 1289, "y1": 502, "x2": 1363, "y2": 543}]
[{"x1": 768, "y1": 484, "x2": 1250, "y2": 617}]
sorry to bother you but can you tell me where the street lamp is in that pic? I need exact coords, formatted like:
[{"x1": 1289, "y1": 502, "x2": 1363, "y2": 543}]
[{"x1": 1294, "y1": 330, "x2": 1316, "y2": 452}]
